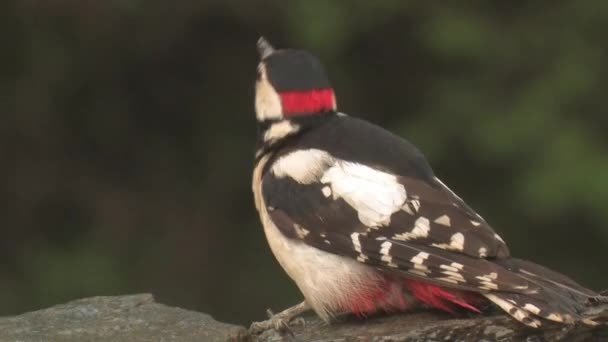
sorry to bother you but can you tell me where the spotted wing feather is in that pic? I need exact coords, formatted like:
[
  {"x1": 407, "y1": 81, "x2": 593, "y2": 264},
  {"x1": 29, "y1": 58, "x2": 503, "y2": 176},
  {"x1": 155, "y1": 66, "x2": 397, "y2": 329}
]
[
  {"x1": 269, "y1": 115, "x2": 510, "y2": 260},
  {"x1": 262, "y1": 172, "x2": 532, "y2": 294},
  {"x1": 395, "y1": 175, "x2": 509, "y2": 258}
]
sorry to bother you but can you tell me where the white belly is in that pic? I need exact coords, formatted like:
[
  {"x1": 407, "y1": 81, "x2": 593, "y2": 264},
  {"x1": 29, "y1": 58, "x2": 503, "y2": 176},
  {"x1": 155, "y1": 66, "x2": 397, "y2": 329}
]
[{"x1": 252, "y1": 155, "x2": 384, "y2": 321}]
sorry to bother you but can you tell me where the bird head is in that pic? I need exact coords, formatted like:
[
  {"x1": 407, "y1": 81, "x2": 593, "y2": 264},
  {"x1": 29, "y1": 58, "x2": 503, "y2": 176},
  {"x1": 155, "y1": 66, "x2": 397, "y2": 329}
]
[{"x1": 255, "y1": 37, "x2": 336, "y2": 122}]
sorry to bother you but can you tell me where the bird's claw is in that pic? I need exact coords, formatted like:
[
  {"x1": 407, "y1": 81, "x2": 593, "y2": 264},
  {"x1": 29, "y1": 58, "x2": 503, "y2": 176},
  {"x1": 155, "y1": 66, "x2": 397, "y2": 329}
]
[
  {"x1": 249, "y1": 302, "x2": 310, "y2": 335},
  {"x1": 266, "y1": 308, "x2": 275, "y2": 318},
  {"x1": 292, "y1": 316, "x2": 306, "y2": 327},
  {"x1": 249, "y1": 309, "x2": 296, "y2": 335}
]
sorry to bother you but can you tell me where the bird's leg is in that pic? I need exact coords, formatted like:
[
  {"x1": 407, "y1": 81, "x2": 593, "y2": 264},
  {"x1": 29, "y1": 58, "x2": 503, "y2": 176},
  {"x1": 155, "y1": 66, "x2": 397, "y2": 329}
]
[{"x1": 249, "y1": 301, "x2": 311, "y2": 335}]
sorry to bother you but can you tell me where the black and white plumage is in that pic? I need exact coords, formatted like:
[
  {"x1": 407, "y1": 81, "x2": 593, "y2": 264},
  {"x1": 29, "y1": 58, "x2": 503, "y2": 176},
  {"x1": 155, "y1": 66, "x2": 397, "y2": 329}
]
[{"x1": 251, "y1": 37, "x2": 606, "y2": 331}]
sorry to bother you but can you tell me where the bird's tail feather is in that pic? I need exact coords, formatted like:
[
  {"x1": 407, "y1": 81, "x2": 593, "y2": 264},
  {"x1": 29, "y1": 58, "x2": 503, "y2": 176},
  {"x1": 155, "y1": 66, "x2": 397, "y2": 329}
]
[{"x1": 484, "y1": 258, "x2": 608, "y2": 327}]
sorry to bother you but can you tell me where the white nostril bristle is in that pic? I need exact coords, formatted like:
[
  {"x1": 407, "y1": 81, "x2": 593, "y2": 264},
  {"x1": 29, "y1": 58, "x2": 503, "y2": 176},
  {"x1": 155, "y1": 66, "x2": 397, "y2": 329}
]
[{"x1": 257, "y1": 37, "x2": 275, "y2": 59}]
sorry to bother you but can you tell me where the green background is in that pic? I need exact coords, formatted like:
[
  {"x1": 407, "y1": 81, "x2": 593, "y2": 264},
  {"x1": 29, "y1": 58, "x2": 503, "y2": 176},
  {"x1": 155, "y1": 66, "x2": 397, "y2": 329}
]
[{"x1": 3, "y1": 1, "x2": 607, "y2": 325}]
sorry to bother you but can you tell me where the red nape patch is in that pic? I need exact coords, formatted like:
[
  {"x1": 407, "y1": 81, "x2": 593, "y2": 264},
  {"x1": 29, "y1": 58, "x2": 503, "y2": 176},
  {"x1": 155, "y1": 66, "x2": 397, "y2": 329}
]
[
  {"x1": 404, "y1": 279, "x2": 484, "y2": 314},
  {"x1": 279, "y1": 88, "x2": 335, "y2": 116}
]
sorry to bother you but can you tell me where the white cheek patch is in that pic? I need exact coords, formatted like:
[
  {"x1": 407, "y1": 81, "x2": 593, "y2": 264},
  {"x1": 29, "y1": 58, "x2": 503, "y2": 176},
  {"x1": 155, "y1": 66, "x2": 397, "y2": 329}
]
[
  {"x1": 321, "y1": 161, "x2": 407, "y2": 227},
  {"x1": 272, "y1": 149, "x2": 334, "y2": 184},
  {"x1": 255, "y1": 78, "x2": 283, "y2": 121}
]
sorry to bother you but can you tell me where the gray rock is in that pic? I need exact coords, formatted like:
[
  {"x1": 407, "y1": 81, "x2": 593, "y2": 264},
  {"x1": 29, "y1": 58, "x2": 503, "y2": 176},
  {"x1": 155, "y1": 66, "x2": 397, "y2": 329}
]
[
  {"x1": 0, "y1": 294, "x2": 605, "y2": 342},
  {"x1": 254, "y1": 310, "x2": 608, "y2": 342},
  {"x1": 0, "y1": 294, "x2": 247, "y2": 342}
]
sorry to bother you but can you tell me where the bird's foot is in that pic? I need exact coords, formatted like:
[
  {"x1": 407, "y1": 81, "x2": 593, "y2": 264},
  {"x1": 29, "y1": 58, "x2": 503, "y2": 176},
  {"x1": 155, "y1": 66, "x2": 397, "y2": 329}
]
[{"x1": 249, "y1": 301, "x2": 310, "y2": 335}]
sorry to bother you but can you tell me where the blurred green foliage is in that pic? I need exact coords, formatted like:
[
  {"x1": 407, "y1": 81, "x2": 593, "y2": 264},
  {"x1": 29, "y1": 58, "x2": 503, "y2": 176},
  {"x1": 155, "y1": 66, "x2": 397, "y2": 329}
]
[{"x1": 3, "y1": 0, "x2": 607, "y2": 325}]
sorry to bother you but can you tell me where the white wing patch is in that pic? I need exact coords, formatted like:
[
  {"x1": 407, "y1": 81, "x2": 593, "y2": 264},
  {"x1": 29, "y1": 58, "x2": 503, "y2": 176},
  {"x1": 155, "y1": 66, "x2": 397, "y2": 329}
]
[
  {"x1": 484, "y1": 294, "x2": 542, "y2": 328},
  {"x1": 409, "y1": 251, "x2": 430, "y2": 276},
  {"x1": 450, "y1": 232, "x2": 465, "y2": 250},
  {"x1": 434, "y1": 214, "x2": 451, "y2": 227},
  {"x1": 523, "y1": 303, "x2": 541, "y2": 315},
  {"x1": 351, "y1": 232, "x2": 368, "y2": 262},
  {"x1": 321, "y1": 186, "x2": 332, "y2": 197},
  {"x1": 321, "y1": 161, "x2": 407, "y2": 227},
  {"x1": 293, "y1": 223, "x2": 310, "y2": 239},
  {"x1": 351, "y1": 232, "x2": 362, "y2": 253},
  {"x1": 392, "y1": 217, "x2": 430, "y2": 241},
  {"x1": 380, "y1": 241, "x2": 398, "y2": 268},
  {"x1": 476, "y1": 272, "x2": 499, "y2": 290},
  {"x1": 431, "y1": 232, "x2": 465, "y2": 251},
  {"x1": 272, "y1": 149, "x2": 334, "y2": 184}
]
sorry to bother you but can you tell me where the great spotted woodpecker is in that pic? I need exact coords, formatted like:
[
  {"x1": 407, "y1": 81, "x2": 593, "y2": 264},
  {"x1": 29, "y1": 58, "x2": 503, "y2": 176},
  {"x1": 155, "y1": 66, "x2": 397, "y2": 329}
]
[{"x1": 250, "y1": 37, "x2": 606, "y2": 333}]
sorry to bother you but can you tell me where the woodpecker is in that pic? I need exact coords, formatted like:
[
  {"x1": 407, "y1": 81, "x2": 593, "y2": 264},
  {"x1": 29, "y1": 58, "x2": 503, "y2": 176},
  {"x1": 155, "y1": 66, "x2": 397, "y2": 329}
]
[{"x1": 250, "y1": 37, "x2": 607, "y2": 333}]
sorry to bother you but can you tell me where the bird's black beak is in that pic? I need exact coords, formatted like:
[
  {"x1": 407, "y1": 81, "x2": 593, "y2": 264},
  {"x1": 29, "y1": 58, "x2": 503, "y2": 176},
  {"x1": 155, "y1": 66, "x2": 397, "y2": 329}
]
[{"x1": 257, "y1": 37, "x2": 275, "y2": 60}]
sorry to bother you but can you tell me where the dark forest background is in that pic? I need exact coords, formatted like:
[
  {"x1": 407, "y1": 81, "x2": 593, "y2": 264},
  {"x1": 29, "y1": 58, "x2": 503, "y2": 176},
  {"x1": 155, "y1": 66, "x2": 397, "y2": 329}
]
[{"x1": 3, "y1": 1, "x2": 608, "y2": 325}]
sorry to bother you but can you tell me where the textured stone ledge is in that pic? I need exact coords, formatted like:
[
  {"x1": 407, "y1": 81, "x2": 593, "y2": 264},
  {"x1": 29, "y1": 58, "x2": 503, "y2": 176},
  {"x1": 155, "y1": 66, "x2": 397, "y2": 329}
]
[
  {"x1": 0, "y1": 294, "x2": 606, "y2": 342},
  {"x1": 0, "y1": 294, "x2": 246, "y2": 342}
]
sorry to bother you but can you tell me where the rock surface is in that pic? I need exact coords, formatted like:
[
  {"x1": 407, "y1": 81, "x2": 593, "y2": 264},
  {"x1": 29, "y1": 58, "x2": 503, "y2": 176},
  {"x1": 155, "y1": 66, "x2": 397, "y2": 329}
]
[
  {"x1": 256, "y1": 311, "x2": 608, "y2": 342},
  {"x1": 0, "y1": 294, "x2": 246, "y2": 342},
  {"x1": 0, "y1": 294, "x2": 606, "y2": 342}
]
